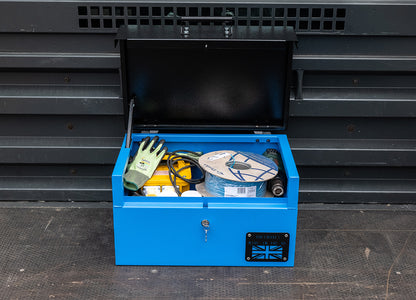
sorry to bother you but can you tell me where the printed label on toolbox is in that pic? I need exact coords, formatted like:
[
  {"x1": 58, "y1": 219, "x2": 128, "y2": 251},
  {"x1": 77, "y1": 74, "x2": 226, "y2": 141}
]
[
  {"x1": 224, "y1": 186, "x2": 256, "y2": 197},
  {"x1": 246, "y1": 232, "x2": 290, "y2": 262}
]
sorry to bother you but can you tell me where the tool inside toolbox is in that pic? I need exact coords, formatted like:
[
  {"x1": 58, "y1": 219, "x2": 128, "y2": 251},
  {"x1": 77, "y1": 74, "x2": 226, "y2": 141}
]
[{"x1": 125, "y1": 136, "x2": 287, "y2": 198}]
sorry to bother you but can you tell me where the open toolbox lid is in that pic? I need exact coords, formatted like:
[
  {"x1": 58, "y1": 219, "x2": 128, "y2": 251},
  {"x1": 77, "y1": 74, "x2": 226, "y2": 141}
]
[{"x1": 117, "y1": 24, "x2": 296, "y2": 138}]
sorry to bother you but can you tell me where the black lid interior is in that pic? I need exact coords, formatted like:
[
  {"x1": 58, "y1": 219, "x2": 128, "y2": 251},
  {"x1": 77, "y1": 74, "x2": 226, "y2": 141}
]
[{"x1": 118, "y1": 26, "x2": 296, "y2": 133}]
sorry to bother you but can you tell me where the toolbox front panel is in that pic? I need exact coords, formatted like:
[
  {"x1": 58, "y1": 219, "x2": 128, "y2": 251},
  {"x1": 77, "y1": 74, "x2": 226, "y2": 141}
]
[
  {"x1": 114, "y1": 205, "x2": 297, "y2": 266},
  {"x1": 112, "y1": 133, "x2": 299, "y2": 266}
]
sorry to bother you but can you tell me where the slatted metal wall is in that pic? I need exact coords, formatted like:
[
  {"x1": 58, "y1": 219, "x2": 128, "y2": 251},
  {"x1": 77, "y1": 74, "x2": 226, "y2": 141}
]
[{"x1": 0, "y1": 0, "x2": 415, "y2": 203}]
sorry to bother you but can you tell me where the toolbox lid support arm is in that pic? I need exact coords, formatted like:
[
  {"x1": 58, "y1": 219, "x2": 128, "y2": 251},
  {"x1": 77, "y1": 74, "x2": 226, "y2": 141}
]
[{"x1": 125, "y1": 98, "x2": 135, "y2": 148}]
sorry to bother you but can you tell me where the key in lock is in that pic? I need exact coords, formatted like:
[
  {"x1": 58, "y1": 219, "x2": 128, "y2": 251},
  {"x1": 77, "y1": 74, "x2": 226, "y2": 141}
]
[{"x1": 201, "y1": 219, "x2": 210, "y2": 242}]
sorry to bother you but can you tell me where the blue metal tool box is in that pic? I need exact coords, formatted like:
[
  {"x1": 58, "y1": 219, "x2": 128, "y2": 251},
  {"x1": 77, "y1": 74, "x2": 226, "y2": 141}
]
[{"x1": 112, "y1": 24, "x2": 299, "y2": 266}]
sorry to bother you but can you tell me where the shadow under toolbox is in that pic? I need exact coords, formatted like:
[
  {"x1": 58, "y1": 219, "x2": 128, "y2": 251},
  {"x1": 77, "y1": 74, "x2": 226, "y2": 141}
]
[{"x1": 112, "y1": 24, "x2": 299, "y2": 266}]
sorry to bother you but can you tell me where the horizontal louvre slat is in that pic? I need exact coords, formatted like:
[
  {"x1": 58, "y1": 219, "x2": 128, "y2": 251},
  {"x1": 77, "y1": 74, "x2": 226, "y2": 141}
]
[
  {"x1": 298, "y1": 166, "x2": 416, "y2": 180},
  {"x1": 290, "y1": 139, "x2": 416, "y2": 167},
  {"x1": 290, "y1": 99, "x2": 416, "y2": 117},
  {"x1": 0, "y1": 97, "x2": 123, "y2": 115},
  {"x1": 0, "y1": 85, "x2": 122, "y2": 115},
  {"x1": 3, "y1": 53, "x2": 416, "y2": 71},
  {"x1": 0, "y1": 137, "x2": 122, "y2": 164},
  {"x1": 0, "y1": 164, "x2": 115, "y2": 176},
  {"x1": 293, "y1": 55, "x2": 416, "y2": 71},
  {"x1": 285, "y1": 117, "x2": 416, "y2": 139},
  {"x1": 299, "y1": 178, "x2": 416, "y2": 203},
  {"x1": 0, "y1": 177, "x2": 111, "y2": 201},
  {"x1": 0, "y1": 52, "x2": 119, "y2": 69},
  {"x1": 290, "y1": 88, "x2": 416, "y2": 117},
  {"x1": 0, "y1": 115, "x2": 125, "y2": 137}
]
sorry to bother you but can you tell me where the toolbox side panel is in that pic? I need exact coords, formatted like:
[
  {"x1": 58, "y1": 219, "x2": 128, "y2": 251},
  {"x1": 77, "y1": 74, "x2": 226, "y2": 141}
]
[
  {"x1": 277, "y1": 135, "x2": 300, "y2": 208},
  {"x1": 113, "y1": 205, "x2": 297, "y2": 266},
  {"x1": 111, "y1": 136, "x2": 129, "y2": 207}
]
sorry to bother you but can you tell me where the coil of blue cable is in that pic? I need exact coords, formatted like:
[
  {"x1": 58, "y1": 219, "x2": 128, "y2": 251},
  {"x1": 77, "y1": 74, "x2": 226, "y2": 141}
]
[{"x1": 199, "y1": 150, "x2": 278, "y2": 198}]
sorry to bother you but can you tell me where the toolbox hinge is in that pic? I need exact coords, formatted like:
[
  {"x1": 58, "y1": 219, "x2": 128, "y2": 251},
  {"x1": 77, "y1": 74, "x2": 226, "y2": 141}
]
[
  {"x1": 125, "y1": 98, "x2": 135, "y2": 148},
  {"x1": 179, "y1": 16, "x2": 234, "y2": 38},
  {"x1": 254, "y1": 131, "x2": 272, "y2": 135}
]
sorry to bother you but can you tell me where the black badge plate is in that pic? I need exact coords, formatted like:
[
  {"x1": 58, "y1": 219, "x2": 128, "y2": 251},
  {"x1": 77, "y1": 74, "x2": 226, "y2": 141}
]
[{"x1": 245, "y1": 232, "x2": 289, "y2": 262}]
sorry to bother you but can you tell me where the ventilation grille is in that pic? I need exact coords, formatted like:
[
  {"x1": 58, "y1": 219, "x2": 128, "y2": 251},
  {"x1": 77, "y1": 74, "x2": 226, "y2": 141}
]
[{"x1": 77, "y1": 6, "x2": 346, "y2": 32}]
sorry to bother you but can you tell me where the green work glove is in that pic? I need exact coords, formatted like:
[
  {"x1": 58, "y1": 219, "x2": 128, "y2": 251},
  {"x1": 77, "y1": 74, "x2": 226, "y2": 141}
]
[{"x1": 123, "y1": 136, "x2": 168, "y2": 191}]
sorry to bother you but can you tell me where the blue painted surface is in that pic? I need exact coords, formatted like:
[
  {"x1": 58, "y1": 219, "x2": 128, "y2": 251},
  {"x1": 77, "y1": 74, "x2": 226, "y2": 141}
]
[{"x1": 112, "y1": 134, "x2": 299, "y2": 266}]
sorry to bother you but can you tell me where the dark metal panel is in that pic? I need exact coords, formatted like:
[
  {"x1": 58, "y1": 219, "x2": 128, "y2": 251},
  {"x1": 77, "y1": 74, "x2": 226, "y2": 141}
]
[
  {"x1": 0, "y1": 1, "x2": 415, "y2": 203},
  {"x1": 0, "y1": 177, "x2": 111, "y2": 201},
  {"x1": 347, "y1": 4, "x2": 416, "y2": 36},
  {"x1": 0, "y1": 2, "x2": 77, "y2": 33},
  {"x1": 0, "y1": 33, "x2": 118, "y2": 53},
  {"x1": 0, "y1": 84, "x2": 122, "y2": 115},
  {"x1": 1, "y1": 1, "x2": 416, "y2": 36},
  {"x1": 285, "y1": 117, "x2": 416, "y2": 139},
  {"x1": 0, "y1": 52, "x2": 119, "y2": 69},
  {"x1": 4, "y1": 52, "x2": 416, "y2": 71},
  {"x1": 301, "y1": 72, "x2": 416, "y2": 88},
  {"x1": 290, "y1": 89, "x2": 416, "y2": 117},
  {"x1": 0, "y1": 97, "x2": 123, "y2": 115},
  {"x1": 0, "y1": 71, "x2": 119, "y2": 85},
  {"x1": 295, "y1": 35, "x2": 416, "y2": 56},
  {"x1": 290, "y1": 99, "x2": 416, "y2": 118},
  {"x1": 0, "y1": 164, "x2": 115, "y2": 201},
  {"x1": 0, "y1": 136, "x2": 122, "y2": 148},
  {"x1": 0, "y1": 137, "x2": 121, "y2": 164},
  {"x1": 293, "y1": 55, "x2": 416, "y2": 71},
  {"x1": 0, "y1": 164, "x2": 115, "y2": 177},
  {"x1": 290, "y1": 139, "x2": 416, "y2": 167},
  {"x1": 298, "y1": 166, "x2": 416, "y2": 180},
  {"x1": 0, "y1": 116, "x2": 125, "y2": 137},
  {"x1": 300, "y1": 178, "x2": 416, "y2": 203}
]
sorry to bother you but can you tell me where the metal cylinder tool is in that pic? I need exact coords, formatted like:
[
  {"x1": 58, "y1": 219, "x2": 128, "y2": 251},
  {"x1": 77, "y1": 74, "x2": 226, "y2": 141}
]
[{"x1": 263, "y1": 148, "x2": 286, "y2": 197}]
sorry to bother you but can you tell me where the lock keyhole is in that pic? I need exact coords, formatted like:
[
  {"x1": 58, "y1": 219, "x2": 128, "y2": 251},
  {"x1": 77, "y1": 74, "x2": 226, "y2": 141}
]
[{"x1": 201, "y1": 219, "x2": 210, "y2": 242}]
